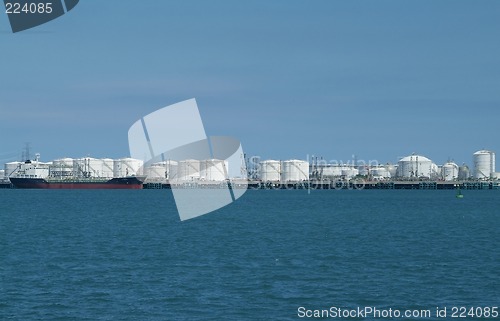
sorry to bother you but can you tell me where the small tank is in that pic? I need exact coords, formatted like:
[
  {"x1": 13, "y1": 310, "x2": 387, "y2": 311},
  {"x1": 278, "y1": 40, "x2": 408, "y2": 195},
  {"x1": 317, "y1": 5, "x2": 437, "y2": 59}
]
[
  {"x1": 458, "y1": 164, "x2": 470, "y2": 180},
  {"x1": 384, "y1": 163, "x2": 398, "y2": 178}
]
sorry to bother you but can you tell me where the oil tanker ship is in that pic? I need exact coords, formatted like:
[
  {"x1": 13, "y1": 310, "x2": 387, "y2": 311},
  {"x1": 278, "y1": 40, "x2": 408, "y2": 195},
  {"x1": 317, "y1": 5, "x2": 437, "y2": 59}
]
[
  {"x1": 9, "y1": 156, "x2": 145, "y2": 189},
  {"x1": 9, "y1": 176, "x2": 145, "y2": 189}
]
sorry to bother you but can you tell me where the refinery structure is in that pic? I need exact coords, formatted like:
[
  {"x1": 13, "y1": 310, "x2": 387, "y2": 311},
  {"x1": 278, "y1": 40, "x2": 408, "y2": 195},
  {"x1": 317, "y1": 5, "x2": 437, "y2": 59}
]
[
  {"x1": 249, "y1": 150, "x2": 498, "y2": 184},
  {"x1": 0, "y1": 149, "x2": 499, "y2": 189}
]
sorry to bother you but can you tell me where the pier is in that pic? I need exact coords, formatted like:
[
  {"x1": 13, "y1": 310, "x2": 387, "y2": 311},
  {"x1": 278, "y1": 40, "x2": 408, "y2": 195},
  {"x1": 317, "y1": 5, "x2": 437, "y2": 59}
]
[
  {"x1": 3, "y1": 179, "x2": 499, "y2": 190},
  {"x1": 142, "y1": 180, "x2": 500, "y2": 190}
]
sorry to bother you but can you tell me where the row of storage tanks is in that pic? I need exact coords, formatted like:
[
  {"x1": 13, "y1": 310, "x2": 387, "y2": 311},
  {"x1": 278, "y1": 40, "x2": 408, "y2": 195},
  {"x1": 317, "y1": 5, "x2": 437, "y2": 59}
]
[
  {"x1": 258, "y1": 150, "x2": 498, "y2": 182},
  {"x1": 259, "y1": 160, "x2": 310, "y2": 182},
  {"x1": 258, "y1": 158, "x2": 445, "y2": 182},
  {"x1": 144, "y1": 159, "x2": 230, "y2": 182},
  {"x1": 372, "y1": 150, "x2": 498, "y2": 180},
  {"x1": 393, "y1": 150, "x2": 498, "y2": 180},
  {"x1": 1, "y1": 157, "x2": 232, "y2": 182},
  {"x1": 124, "y1": 150, "x2": 497, "y2": 181},
  {"x1": 259, "y1": 160, "x2": 394, "y2": 182},
  {"x1": 393, "y1": 156, "x2": 467, "y2": 181}
]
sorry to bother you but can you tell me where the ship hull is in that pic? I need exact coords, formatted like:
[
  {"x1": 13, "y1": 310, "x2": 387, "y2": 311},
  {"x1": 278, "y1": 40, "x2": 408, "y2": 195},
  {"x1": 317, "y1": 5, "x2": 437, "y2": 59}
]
[{"x1": 9, "y1": 177, "x2": 145, "y2": 189}]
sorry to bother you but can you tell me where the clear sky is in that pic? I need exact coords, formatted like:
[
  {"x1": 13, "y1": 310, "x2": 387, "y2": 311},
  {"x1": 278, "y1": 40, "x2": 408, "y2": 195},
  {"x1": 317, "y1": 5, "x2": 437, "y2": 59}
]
[{"x1": 1, "y1": 1, "x2": 499, "y2": 167}]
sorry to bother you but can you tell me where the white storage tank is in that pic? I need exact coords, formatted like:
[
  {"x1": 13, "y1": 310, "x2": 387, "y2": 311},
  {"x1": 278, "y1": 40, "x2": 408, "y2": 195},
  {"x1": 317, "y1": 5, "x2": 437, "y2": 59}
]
[
  {"x1": 319, "y1": 165, "x2": 342, "y2": 178},
  {"x1": 371, "y1": 167, "x2": 391, "y2": 179},
  {"x1": 437, "y1": 166, "x2": 443, "y2": 177},
  {"x1": 4, "y1": 161, "x2": 22, "y2": 178},
  {"x1": 165, "y1": 160, "x2": 178, "y2": 180},
  {"x1": 145, "y1": 160, "x2": 178, "y2": 180},
  {"x1": 51, "y1": 158, "x2": 74, "y2": 177},
  {"x1": 73, "y1": 157, "x2": 108, "y2": 178},
  {"x1": 145, "y1": 162, "x2": 168, "y2": 180},
  {"x1": 281, "y1": 160, "x2": 309, "y2": 182},
  {"x1": 385, "y1": 164, "x2": 398, "y2": 178},
  {"x1": 259, "y1": 160, "x2": 281, "y2": 181},
  {"x1": 473, "y1": 150, "x2": 495, "y2": 179},
  {"x1": 442, "y1": 162, "x2": 459, "y2": 181},
  {"x1": 358, "y1": 166, "x2": 369, "y2": 176},
  {"x1": 458, "y1": 164, "x2": 470, "y2": 180},
  {"x1": 177, "y1": 159, "x2": 201, "y2": 181},
  {"x1": 431, "y1": 163, "x2": 439, "y2": 178},
  {"x1": 113, "y1": 158, "x2": 144, "y2": 178},
  {"x1": 101, "y1": 158, "x2": 114, "y2": 178},
  {"x1": 341, "y1": 166, "x2": 359, "y2": 179},
  {"x1": 200, "y1": 159, "x2": 228, "y2": 181},
  {"x1": 396, "y1": 154, "x2": 438, "y2": 179}
]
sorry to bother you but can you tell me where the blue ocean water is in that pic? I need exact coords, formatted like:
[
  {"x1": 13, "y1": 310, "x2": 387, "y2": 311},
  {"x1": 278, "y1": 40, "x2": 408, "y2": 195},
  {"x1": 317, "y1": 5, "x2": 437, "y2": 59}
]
[{"x1": 0, "y1": 189, "x2": 499, "y2": 320}]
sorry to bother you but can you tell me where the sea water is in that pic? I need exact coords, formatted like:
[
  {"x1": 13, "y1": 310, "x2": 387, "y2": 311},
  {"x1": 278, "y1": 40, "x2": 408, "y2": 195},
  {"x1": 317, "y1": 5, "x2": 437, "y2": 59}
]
[{"x1": 0, "y1": 189, "x2": 499, "y2": 320}]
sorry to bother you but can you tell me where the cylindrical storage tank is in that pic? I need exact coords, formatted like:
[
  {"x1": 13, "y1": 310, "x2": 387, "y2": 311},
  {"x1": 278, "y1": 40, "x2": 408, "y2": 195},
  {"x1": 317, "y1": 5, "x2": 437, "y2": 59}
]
[
  {"x1": 164, "y1": 160, "x2": 178, "y2": 180},
  {"x1": 458, "y1": 165, "x2": 470, "y2": 180},
  {"x1": 73, "y1": 158, "x2": 106, "y2": 178},
  {"x1": 259, "y1": 160, "x2": 281, "y2": 181},
  {"x1": 341, "y1": 167, "x2": 359, "y2": 179},
  {"x1": 4, "y1": 161, "x2": 22, "y2": 178},
  {"x1": 358, "y1": 166, "x2": 369, "y2": 176},
  {"x1": 474, "y1": 150, "x2": 495, "y2": 179},
  {"x1": 442, "y1": 162, "x2": 459, "y2": 181},
  {"x1": 437, "y1": 166, "x2": 443, "y2": 177},
  {"x1": 72, "y1": 158, "x2": 83, "y2": 177},
  {"x1": 281, "y1": 160, "x2": 309, "y2": 182},
  {"x1": 72, "y1": 158, "x2": 86, "y2": 177},
  {"x1": 101, "y1": 158, "x2": 114, "y2": 178},
  {"x1": 371, "y1": 167, "x2": 391, "y2": 178},
  {"x1": 320, "y1": 166, "x2": 342, "y2": 178},
  {"x1": 51, "y1": 158, "x2": 74, "y2": 177},
  {"x1": 177, "y1": 159, "x2": 200, "y2": 181},
  {"x1": 396, "y1": 155, "x2": 435, "y2": 179},
  {"x1": 145, "y1": 160, "x2": 179, "y2": 180},
  {"x1": 113, "y1": 158, "x2": 144, "y2": 178},
  {"x1": 385, "y1": 164, "x2": 398, "y2": 178},
  {"x1": 430, "y1": 164, "x2": 440, "y2": 179},
  {"x1": 200, "y1": 159, "x2": 228, "y2": 181},
  {"x1": 146, "y1": 162, "x2": 167, "y2": 180},
  {"x1": 39, "y1": 161, "x2": 52, "y2": 168}
]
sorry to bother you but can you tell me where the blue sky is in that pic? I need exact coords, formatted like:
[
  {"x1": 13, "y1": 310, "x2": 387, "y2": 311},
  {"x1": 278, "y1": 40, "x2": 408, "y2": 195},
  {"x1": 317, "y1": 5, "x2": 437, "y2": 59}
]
[{"x1": 1, "y1": 1, "x2": 499, "y2": 167}]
